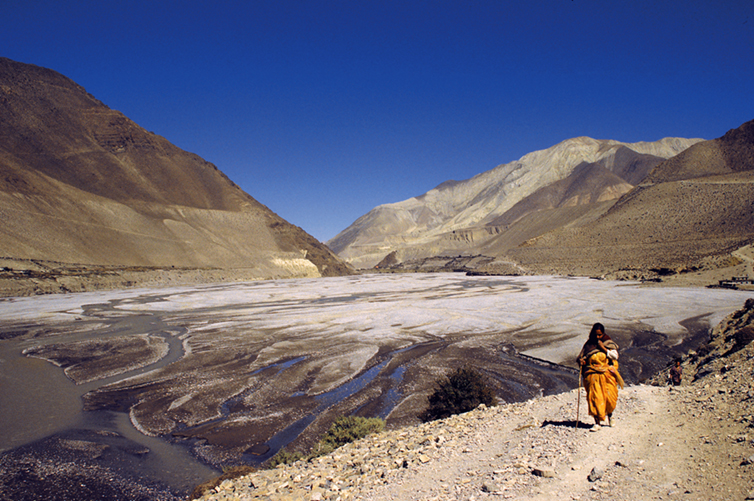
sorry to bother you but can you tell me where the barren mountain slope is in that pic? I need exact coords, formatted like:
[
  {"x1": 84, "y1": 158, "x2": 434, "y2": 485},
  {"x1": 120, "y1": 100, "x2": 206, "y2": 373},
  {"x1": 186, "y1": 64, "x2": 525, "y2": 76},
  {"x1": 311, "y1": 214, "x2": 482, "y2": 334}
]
[
  {"x1": 509, "y1": 119, "x2": 754, "y2": 277},
  {"x1": 645, "y1": 119, "x2": 754, "y2": 183},
  {"x1": 329, "y1": 136, "x2": 701, "y2": 269},
  {"x1": 0, "y1": 57, "x2": 350, "y2": 294},
  {"x1": 490, "y1": 162, "x2": 634, "y2": 226},
  {"x1": 471, "y1": 162, "x2": 634, "y2": 254}
]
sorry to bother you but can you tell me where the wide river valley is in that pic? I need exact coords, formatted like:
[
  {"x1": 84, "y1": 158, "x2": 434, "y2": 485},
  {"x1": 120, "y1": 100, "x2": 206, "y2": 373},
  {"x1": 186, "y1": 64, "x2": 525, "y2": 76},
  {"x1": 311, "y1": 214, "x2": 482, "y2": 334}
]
[{"x1": 0, "y1": 274, "x2": 750, "y2": 498}]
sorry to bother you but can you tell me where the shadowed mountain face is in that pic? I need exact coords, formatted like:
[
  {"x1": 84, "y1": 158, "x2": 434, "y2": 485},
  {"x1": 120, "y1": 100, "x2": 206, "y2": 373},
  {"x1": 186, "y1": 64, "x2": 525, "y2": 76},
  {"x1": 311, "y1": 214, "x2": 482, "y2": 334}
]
[
  {"x1": 508, "y1": 119, "x2": 754, "y2": 276},
  {"x1": 328, "y1": 135, "x2": 704, "y2": 269},
  {"x1": 0, "y1": 57, "x2": 351, "y2": 287}
]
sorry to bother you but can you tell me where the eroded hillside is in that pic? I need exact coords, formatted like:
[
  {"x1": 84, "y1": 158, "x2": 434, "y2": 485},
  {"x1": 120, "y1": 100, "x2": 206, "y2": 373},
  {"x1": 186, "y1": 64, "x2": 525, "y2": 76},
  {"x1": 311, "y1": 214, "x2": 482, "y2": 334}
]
[
  {"x1": 509, "y1": 120, "x2": 754, "y2": 278},
  {"x1": 0, "y1": 57, "x2": 351, "y2": 296},
  {"x1": 332, "y1": 120, "x2": 754, "y2": 283}
]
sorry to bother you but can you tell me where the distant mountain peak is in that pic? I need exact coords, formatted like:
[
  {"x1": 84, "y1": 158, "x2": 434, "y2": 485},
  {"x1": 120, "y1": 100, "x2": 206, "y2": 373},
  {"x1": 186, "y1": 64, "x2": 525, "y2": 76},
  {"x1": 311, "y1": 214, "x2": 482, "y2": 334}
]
[{"x1": 328, "y1": 134, "x2": 705, "y2": 270}]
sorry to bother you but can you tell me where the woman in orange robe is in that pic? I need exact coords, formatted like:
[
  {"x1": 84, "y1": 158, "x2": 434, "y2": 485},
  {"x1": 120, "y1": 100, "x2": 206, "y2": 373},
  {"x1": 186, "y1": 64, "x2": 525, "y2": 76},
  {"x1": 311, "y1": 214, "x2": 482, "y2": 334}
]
[{"x1": 578, "y1": 323, "x2": 624, "y2": 428}]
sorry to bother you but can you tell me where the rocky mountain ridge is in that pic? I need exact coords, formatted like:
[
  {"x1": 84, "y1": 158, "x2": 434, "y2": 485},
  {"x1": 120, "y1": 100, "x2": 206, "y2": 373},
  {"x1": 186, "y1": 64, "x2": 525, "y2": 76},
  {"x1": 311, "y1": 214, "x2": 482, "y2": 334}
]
[
  {"x1": 328, "y1": 135, "x2": 703, "y2": 270},
  {"x1": 195, "y1": 298, "x2": 754, "y2": 501}
]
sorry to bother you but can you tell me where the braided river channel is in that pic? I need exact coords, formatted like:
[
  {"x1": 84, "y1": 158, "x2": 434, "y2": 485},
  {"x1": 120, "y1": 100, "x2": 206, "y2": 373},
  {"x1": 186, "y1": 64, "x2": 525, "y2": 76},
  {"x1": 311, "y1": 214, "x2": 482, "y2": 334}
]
[{"x1": 0, "y1": 274, "x2": 750, "y2": 497}]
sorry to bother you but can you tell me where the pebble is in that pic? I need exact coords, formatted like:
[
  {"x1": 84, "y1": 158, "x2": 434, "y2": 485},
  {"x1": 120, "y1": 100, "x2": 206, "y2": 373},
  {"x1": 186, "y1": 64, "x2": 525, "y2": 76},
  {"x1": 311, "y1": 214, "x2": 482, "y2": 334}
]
[
  {"x1": 587, "y1": 467, "x2": 603, "y2": 482},
  {"x1": 532, "y1": 468, "x2": 556, "y2": 478}
]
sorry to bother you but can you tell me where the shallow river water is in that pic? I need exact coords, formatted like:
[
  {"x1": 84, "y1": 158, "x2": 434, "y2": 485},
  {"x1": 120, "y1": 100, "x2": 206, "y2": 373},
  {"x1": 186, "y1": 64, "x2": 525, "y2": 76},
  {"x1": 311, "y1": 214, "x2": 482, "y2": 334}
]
[{"x1": 0, "y1": 305, "x2": 219, "y2": 494}]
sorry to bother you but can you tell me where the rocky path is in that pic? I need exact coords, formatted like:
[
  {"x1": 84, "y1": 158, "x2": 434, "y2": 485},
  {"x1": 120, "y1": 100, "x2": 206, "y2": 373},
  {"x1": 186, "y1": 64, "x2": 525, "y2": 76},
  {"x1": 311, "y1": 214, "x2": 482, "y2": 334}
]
[{"x1": 198, "y1": 301, "x2": 754, "y2": 501}]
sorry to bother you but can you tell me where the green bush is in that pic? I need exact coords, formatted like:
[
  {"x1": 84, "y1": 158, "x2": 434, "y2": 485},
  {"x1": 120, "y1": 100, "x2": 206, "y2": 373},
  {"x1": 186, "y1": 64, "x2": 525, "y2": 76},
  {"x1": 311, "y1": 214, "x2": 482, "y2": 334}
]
[
  {"x1": 420, "y1": 366, "x2": 496, "y2": 422},
  {"x1": 268, "y1": 449, "x2": 304, "y2": 467},
  {"x1": 312, "y1": 416, "x2": 385, "y2": 456},
  {"x1": 266, "y1": 415, "x2": 385, "y2": 468}
]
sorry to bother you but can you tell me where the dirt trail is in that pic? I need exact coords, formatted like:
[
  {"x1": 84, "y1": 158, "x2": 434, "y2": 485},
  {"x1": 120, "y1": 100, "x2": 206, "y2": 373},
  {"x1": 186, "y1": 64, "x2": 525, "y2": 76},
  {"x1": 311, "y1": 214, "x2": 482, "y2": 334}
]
[
  {"x1": 350, "y1": 381, "x2": 754, "y2": 501},
  {"x1": 732, "y1": 244, "x2": 754, "y2": 278}
]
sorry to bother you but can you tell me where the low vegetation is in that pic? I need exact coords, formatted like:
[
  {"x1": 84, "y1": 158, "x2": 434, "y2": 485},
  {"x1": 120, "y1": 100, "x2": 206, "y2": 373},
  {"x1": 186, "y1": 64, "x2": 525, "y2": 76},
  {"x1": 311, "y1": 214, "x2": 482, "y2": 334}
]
[
  {"x1": 191, "y1": 416, "x2": 385, "y2": 498},
  {"x1": 270, "y1": 415, "x2": 385, "y2": 467},
  {"x1": 420, "y1": 366, "x2": 496, "y2": 422}
]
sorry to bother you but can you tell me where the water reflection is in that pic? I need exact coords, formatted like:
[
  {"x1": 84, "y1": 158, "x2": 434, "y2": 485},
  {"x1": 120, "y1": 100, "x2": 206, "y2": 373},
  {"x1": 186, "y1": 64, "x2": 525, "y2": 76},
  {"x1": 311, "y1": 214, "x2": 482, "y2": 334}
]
[{"x1": 0, "y1": 307, "x2": 218, "y2": 492}]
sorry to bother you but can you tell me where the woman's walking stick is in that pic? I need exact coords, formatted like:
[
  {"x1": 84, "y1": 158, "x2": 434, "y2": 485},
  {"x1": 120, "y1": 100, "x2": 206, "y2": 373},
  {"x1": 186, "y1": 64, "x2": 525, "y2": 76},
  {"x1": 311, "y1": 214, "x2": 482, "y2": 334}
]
[{"x1": 576, "y1": 371, "x2": 582, "y2": 428}]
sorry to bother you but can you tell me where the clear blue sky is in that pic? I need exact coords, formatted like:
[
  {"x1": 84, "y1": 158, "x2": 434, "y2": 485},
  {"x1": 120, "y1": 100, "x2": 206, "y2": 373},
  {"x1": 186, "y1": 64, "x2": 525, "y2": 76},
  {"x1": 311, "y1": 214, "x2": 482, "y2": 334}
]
[{"x1": 3, "y1": 1, "x2": 753, "y2": 242}]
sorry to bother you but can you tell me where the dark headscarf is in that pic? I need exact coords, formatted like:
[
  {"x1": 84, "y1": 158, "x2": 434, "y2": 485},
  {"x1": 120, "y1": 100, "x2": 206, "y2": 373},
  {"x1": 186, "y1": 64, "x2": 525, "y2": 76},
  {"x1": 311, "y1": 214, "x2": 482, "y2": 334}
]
[{"x1": 578, "y1": 322, "x2": 618, "y2": 360}]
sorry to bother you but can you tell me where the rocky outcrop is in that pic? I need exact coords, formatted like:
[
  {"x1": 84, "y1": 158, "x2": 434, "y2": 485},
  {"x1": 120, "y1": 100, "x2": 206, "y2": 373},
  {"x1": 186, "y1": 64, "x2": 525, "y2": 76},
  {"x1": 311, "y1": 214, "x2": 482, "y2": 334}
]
[{"x1": 652, "y1": 298, "x2": 754, "y2": 386}]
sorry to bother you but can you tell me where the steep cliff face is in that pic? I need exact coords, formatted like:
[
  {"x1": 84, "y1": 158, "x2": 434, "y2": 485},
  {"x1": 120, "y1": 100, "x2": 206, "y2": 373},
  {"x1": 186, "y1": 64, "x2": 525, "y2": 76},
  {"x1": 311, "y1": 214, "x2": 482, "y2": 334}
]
[
  {"x1": 0, "y1": 57, "x2": 351, "y2": 287},
  {"x1": 329, "y1": 135, "x2": 703, "y2": 269}
]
